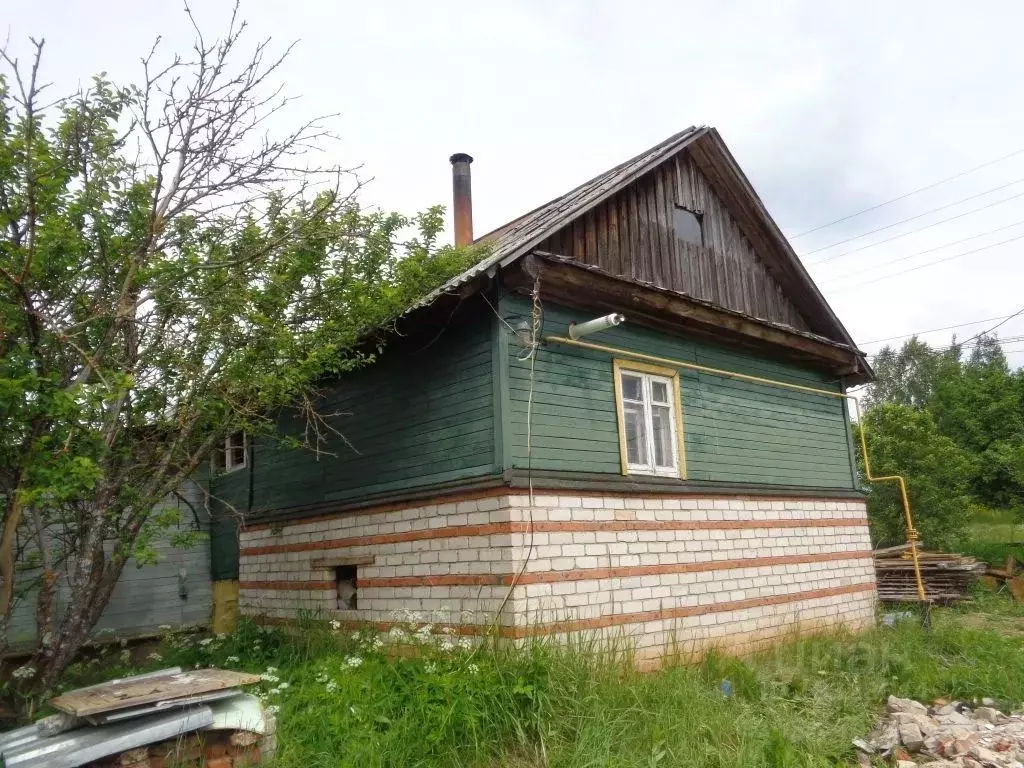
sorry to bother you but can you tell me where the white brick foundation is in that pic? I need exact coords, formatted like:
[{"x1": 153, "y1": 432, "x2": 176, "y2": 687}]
[{"x1": 239, "y1": 491, "x2": 876, "y2": 662}]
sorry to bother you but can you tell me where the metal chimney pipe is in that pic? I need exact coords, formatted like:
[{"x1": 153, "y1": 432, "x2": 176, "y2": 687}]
[{"x1": 449, "y1": 152, "x2": 474, "y2": 247}]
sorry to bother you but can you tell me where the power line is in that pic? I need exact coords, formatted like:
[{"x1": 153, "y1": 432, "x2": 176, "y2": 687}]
[
  {"x1": 860, "y1": 314, "x2": 1018, "y2": 346},
  {"x1": 827, "y1": 231, "x2": 1024, "y2": 292},
  {"x1": 868, "y1": 335, "x2": 1024, "y2": 359},
  {"x1": 803, "y1": 177, "x2": 1024, "y2": 257},
  {"x1": 820, "y1": 222, "x2": 1024, "y2": 284},
  {"x1": 790, "y1": 146, "x2": 1024, "y2": 239},
  {"x1": 956, "y1": 305, "x2": 1024, "y2": 348},
  {"x1": 806, "y1": 190, "x2": 1024, "y2": 266}
]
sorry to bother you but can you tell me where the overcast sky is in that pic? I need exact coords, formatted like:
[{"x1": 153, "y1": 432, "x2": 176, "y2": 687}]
[{"x1": 9, "y1": 1, "x2": 1024, "y2": 366}]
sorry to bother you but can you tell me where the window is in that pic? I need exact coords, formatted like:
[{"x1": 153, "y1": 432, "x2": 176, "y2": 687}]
[
  {"x1": 215, "y1": 431, "x2": 247, "y2": 473},
  {"x1": 673, "y1": 205, "x2": 703, "y2": 247},
  {"x1": 613, "y1": 361, "x2": 685, "y2": 478}
]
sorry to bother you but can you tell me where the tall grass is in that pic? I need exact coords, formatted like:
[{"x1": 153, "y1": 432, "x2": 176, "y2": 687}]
[{"x1": 51, "y1": 597, "x2": 1024, "y2": 768}]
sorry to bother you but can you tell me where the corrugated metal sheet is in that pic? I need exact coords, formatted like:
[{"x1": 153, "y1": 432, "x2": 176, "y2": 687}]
[{"x1": 0, "y1": 706, "x2": 215, "y2": 768}]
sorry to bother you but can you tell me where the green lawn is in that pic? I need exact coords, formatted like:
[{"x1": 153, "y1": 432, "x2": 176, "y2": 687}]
[{"x1": 49, "y1": 595, "x2": 1024, "y2": 768}]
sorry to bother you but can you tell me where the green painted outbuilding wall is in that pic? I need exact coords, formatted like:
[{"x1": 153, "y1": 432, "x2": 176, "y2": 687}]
[{"x1": 499, "y1": 295, "x2": 857, "y2": 490}]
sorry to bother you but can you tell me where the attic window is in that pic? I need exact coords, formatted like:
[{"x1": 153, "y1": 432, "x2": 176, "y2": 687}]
[
  {"x1": 673, "y1": 205, "x2": 703, "y2": 247},
  {"x1": 214, "y1": 431, "x2": 247, "y2": 473}
]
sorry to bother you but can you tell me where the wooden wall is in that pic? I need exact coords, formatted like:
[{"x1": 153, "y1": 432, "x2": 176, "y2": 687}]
[
  {"x1": 212, "y1": 313, "x2": 500, "y2": 520},
  {"x1": 537, "y1": 152, "x2": 808, "y2": 330},
  {"x1": 502, "y1": 296, "x2": 856, "y2": 489},
  {"x1": 8, "y1": 481, "x2": 212, "y2": 648}
]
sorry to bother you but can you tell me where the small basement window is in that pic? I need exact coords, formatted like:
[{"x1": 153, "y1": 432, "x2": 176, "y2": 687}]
[
  {"x1": 673, "y1": 205, "x2": 703, "y2": 247},
  {"x1": 214, "y1": 431, "x2": 247, "y2": 473},
  {"x1": 613, "y1": 361, "x2": 684, "y2": 478},
  {"x1": 336, "y1": 565, "x2": 357, "y2": 610}
]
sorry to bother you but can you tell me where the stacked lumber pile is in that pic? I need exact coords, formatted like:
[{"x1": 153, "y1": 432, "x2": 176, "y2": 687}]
[{"x1": 874, "y1": 544, "x2": 987, "y2": 603}]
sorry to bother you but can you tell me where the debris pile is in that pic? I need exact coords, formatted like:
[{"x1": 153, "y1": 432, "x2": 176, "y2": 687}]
[
  {"x1": 0, "y1": 667, "x2": 271, "y2": 768},
  {"x1": 855, "y1": 695, "x2": 1024, "y2": 767},
  {"x1": 874, "y1": 544, "x2": 987, "y2": 603},
  {"x1": 981, "y1": 555, "x2": 1024, "y2": 602}
]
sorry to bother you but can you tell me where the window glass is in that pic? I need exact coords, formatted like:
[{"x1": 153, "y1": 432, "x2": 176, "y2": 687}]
[
  {"x1": 623, "y1": 405, "x2": 648, "y2": 466},
  {"x1": 651, "y1": 380, "x2": 669, "y2": 404},
  {"x1": 651, "y1": 404, "x2": 674, "y2": 468},
  {"x1": 674, "y1": 206, "x2": 702, "y2": 247},
  {"x1": 621, "y1": 374, "x2": 644, "y2": 402}
]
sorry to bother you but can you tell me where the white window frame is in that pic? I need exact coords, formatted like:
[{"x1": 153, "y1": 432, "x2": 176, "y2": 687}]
[
  {"x1": 613, "y1": 360, "x2": 686, "y2": 479},
  {"x1": 215, "y1": 431, "x2": 247, "y2": 473}
]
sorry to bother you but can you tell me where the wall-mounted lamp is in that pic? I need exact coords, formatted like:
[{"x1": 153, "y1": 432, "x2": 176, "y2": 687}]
[{"x1": 568, "y1": 313, "x2": 626, "y2": 340}]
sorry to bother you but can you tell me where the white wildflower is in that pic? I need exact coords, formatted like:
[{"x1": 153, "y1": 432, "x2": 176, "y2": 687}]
[
  {"x1": 439, "y1": 637, "x2": 455, "y2": 653},
  {"x1": 147, "y1": 652, "x2": 163, "y2": 662},
  {"x1": 11, "y1": 665, "x2": 35, "y2": 680},
  {"x1": 315, "y1": 673, "x2": 329, "y2": 684},
  {"x1": 458, "y1": 636, "x2": 473, "y2": 651},
  {"x1": 344, "y1": 656, "x2": 363, "y2": 668},
  {"x1": 157, "y1": 624, "x2": 172, "y2": 631},
  {"x1": 278, "y1": 681, "x2": 290, "y2": 689},
  {"x1": 266, "y1": 704, "x2": 280, "y2": 715},
  {"x1": 266, "y1": 666, "x2": 278, "y2": 673},
  {"x1": 372, "y1": 636, "x2": 384, "y2": 650},
  {"x1": 119, "y1": 650, "x2": 131, "y2": 664},
  {"x1": 468, "y1": 663, "x2": 479, "y2": 675},
  {"x1": 269, "y1": 687, "x2": 281, "y2": 695},
  {"x1": 260, "y1": 673, "x2": 280, "y2": 683},
  {"x1": 226, "y1": 655, "x2": 240, "y2": 664},
  {"x1": 424, "y1": 662, "x2": 438, "y2": 674},
  {"x1": 329, "y1": 620, "x2": 341, "y2": 630},
  {"x1": 350, "y1": 630, "x2": 359, "y2": 640},
  {"x1": 325, "y1": 680, "x2": 338, "y2": 693},
  {"x1": 198, "y1": 638, "x2": 213, "y2": 647},
  {"x1": 216, "y1": 633, "x2": 226, "y2": 640},
  {"x1": 387, "y1": 627, "x2": 408, "y2": 642}
]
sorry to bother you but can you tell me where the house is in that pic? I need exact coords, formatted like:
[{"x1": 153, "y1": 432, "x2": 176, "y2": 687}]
[{"x1": 213, "y1": 126, "x2": 876, "y2": 661}]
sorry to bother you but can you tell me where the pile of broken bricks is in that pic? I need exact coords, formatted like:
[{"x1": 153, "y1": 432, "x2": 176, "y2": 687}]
[{"x1": 854, "y1": 695, "x2": 1024, "y2": 767}]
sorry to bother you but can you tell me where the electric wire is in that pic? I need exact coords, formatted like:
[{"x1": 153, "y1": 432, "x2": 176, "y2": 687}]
[
  {"x1": 804, "y1": 185, "x2": 1024, "y2": 263},
  {"x1": 861, "y1": 314, "x2": 1017, "y2": 346},
  {"x1": 818, "y1": 219, "x2": 1024, "y2": 284},
  {"x1": 791, "y1": 146, "x2": 1024, "y2": 239},
  {"x1": 827, "y1": 231, "x2": 1024, "y2": 292}
]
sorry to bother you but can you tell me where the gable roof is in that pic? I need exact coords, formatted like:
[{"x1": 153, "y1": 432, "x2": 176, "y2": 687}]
[{"x1": 409, "y1": 125, "x2": 861, "y2": 353}]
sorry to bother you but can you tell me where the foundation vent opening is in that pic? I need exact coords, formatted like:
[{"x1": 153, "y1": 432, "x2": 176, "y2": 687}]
[{"x1": 336, "y1": 565, "x2": 357, "y2": 610}]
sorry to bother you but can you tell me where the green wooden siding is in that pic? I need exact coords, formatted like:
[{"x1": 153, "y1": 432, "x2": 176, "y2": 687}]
[
  {"x1": 501, "y1": 295, "x2": 856, "y2": 489},
  {"x1": 211, "y1": 316, "x2": 499, "y2": 519}
]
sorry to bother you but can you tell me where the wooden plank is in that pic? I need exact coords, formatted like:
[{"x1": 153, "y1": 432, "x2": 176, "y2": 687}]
[
  {"x1": 311, "y1": 555, "x2": 375, "y2": 569},
  {"x1": 51, "y1": 669, "x2": 260, "y2": 717}
]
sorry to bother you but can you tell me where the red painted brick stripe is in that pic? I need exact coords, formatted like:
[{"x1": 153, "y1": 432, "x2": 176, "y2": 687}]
[
  {"x1": 253, "y1": 582, "x2": 875, "y2": 639},
  {"x1": 239, "y1": 550, "x2": 874, "y2": 591},
  {"x1": 503, "y1": 581, "x2": 875, "y2": 638},
  {"x1": 240, "y1": 518, "x2": 866, "y2": 556}
]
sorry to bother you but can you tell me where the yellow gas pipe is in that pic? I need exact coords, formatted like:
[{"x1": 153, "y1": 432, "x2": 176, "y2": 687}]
[{"x1": 544, "y1": 334, "x2": 929, "y2": 604}]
